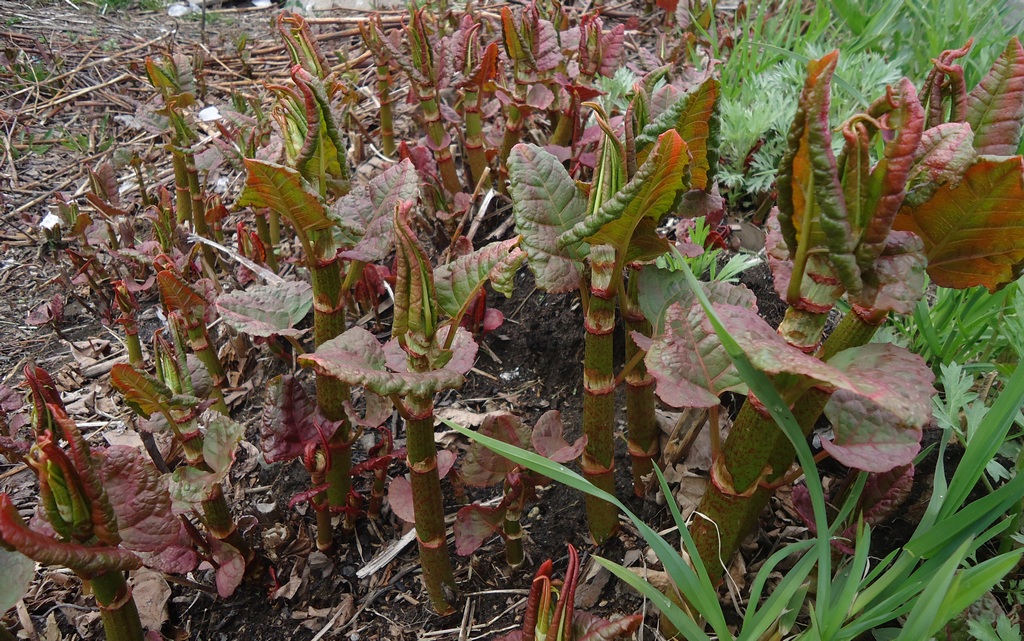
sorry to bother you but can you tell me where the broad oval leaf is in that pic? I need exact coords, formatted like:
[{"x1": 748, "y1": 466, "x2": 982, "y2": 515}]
[
  {"x1": 893, "y1": 156, "x2": 1024, "y2": 291},
  {"x1": 238, "y1": 159, "x2": 331, "y2": 234},
  {"x1": 821, "y1": 389, "x2": 922, "y2": 472},
  {"x1": 216, "y1": 280, "x2": 312, "y2": 338},
  {"x1": 531, "y1": 411, "x2": 586, "y2": 463},
  {"x1": 967, "y1": 37, "x2": 1024, "y2": 156},
  {"x1": 210, "y1": 539, "x2": 245, "y2": 598},
  {"x1": 461, "y1": 413, "x2": 530, "y2": 487},
  {"x1": 387, "y1": 475, "x2": 415, "y2": 523},
  {"x1": 637, "y1": 267, "x2": 755, "y2": 336},
  {"x1": 644, "y1": 286, "x2": 755, "y2": 409},
  {"x1": 508, "y1": 144, "x2": 590, "y2": 293},
  {"x1": 435, "y1": 238, "x2": 525, "y2": 317},
  {"x1": 298, "y1": 326, "x2": 477, "y2": 397},
  {"x1": 97, "y1": 446, "x2": 197, "y2": 573}
]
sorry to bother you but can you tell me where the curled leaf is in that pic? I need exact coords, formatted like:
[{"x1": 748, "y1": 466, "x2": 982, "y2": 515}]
[
  {"x1": 435, "y1": 238, "x2": 526, "y2": 317},
  {"x1": 966, "y1": 37, "x2": 1024, "y2": 156}
]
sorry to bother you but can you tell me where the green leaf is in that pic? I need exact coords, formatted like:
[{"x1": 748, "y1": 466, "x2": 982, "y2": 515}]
[
  {"x1": 0, "y1": 546, "x2": 34, "y2": 613},
  {"x1": 635, "y1": 78, "x2": 720, "y2": 190},
  {"x1": 893, "y1": 156, "x2": 1024, "y2": 292},
  {"x1": 168, "y1": 412, "x2": 243, "y2": 510},
  {"x1": 434, "y1": 238, "x2": 525, "y2": 317},
  {"x1": 967, "y1": 37, "x2": 1024, "y2": 157},
  {"x1": 238, "y1": 159, "x2": 331, "y2": 235},
  {"x1": 298, "y1": 326, "x2": 477, "y2": 397},
  {"x1": 215, "y1": 280, "x2": 312, "y2": 339},
  {"x1": 508, "y1": 144, "x2": 590, "y2": 294}
]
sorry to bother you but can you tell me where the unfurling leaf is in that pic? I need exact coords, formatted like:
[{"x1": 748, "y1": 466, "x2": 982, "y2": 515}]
[
  {"x1": 111, "y1": 364, "x2": 173, "y2": 420},
  {"x1": 0, "y1": 494, "x2": 141, "y2": 577},
  {"x1": 216, "y1": 280, "x2": 312, "y2": 338},
  {"x1": 903, "y1": 123, "x2": 976, "y2": 208},
  {"x1": 966, "y1": 37, "x2": 1024, "y2": 156},
  {"x1": 560, "y1": 130, "x2": 689, "y2": 264},
  {"x1": 156, "y1": 271, "x2": 206, "y2": 314},
  {"x1": 330, "y1": 159, "x2": 419, "y2": 261},
  {"x1": 168, "y1": 412, "x2": 243, "y2": 510},
  {"x1": 299, "y1": 327, "x2": 477, "y2": 397},
  {"x1": 644, "y1": 284, "x2": 756, "y2": 409},
  {"x1": 635, "y1": 78, "x2": 720, "y2": 190},
  {"x1": 260, "y1": 375, "x2": 317, "y2": 464},
  {"x1": 461, "y1": 413, "x2": 531, "y2": 487},
  {"x1": 894, "y1": 156, "x2": 1024, "y2": 291},
  {"x1": 435, "y1": 238, "x2": 526, "y2": 317},
  {"x1": 392, "y1": 204, "x2": 438, "y2": 343},
  {"x1": 454, "y1": 503, "x2": 506, "y2": 555},
  {"x1": 776, "y1": 51, "x2": 857, "y2": 303},
  {"x1": 508, "y1": 144, "x2": 590, "y2": 293},
  {"x1": 238, "y1": 160, "x2": 331, "y2": 235}
]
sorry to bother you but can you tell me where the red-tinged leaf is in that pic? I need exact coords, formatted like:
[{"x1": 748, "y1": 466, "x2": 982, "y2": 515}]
[
  {"x1": 110, "y1": 364, "x2": 172, "y2": 420},
  {"x1": 97, "y1": 447, "x2": 197, "y2": 573},
  {"x1": 560, "y1": 130, "x2": 689, "y2": 263},
  {"x1": 821, "y1": 390, "x2": 922, "y2": 472},
  {"x1": 237, "y1": 159, "x2": 331, "y2": 235},
  {"x1": 777, "y1": 52, "x2": 858, "y2": 302},
  {"x1": 298, "y1": 327, "x2": 477, "y2": 397},
  {"x1": 856, "y1": 79, "x2": 924, "y2": 273},
  {"x1": 636, "y1": 78, "x2": 720, "y2": 190},
  {"x1": 88, "y1": 163, "x2": 121, "y2": 208},
  {"x1": 387, "y1": 475, "x2": 414, "y2": 523},
  {"x1": 656, "y1": 0, "x2": 678, "y2": 11},
  {"x1": 644, "y1": 285, "x2": 756, "y2": 409},
  {"x1": 860, "y1": 464, "x2": 914, "y2": 526},
  {"x1": 525, "y1": 84, "x2": 554, "y2": 110},
  {"x1": 904, "y1": 123, "x2": 976, "y2": 208},
  {"x1": 482, "y1": 308, "x2": 504, "y2": 332},
  {"x1": 209, "y1": 539, "x2": 245, "y2": 598},
  {"x1": 967, "y1": 37, "x2": 1024, "y2": 156},
  {"x1": 893, "y1": 156, "x2": 1024, "y2": 291},
  {"x1": 574, "y1": 611, "x2": 644, "y2": 641},
  {"x1": 260, "y1": 375, "x2": 317, "y2": 464},
  {"x1": 0, "y1": 547, "x2": 34, "y2": 613},
  {"x1": 637, "y1": 266, "x2": 756, "y2": 336},
  {"x1": 531, "y1": 411, "x2": 585, "y2": 463},
  {"x1": 216, "y1": 280, "x2": 312, "y2": 339},
  {"x1": 156, "y1": 271, "x2": 206, "y2": 314},
  {"x1": 461, "y1": 413, "x2": 531, "y2": 487},
  {"x1": 508, "y1": 144, "x2": 590, "y2": 294},
  {"x1": 454, "y1": 503, "x2": 506, "y2": 556},
  {"x1": 598, "y1": 24, "x2": 626, "y2": 79},
  {"x1": 392, "y1": 203, "x2": 439, "y2": 343},
  {"x1": 0, "y1": 494, "x2": 142, "y2": 577},
  {"x1": 330, "y1": 159, "x2": 419, "y2": 260},
  {"x1": 857, "y1": 231, "x2": 927, "y2": 314},
  {"x1": 765, "y1": 209, "x2": 845, "y2": 314},
  {"x1": 435, "y1": 238, "x2": 526, "y2": 317}
]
